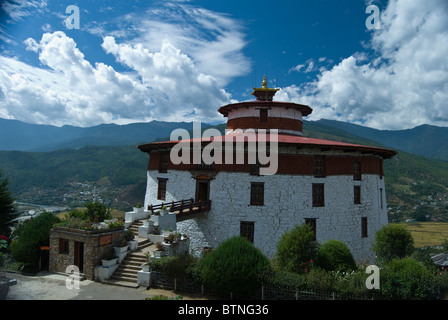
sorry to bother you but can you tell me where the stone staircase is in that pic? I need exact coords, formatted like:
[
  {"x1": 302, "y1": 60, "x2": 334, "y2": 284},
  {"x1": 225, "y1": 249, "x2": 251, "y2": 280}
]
[{"x1": 104, "y1": 220, "x2": 155, "y2": 288}]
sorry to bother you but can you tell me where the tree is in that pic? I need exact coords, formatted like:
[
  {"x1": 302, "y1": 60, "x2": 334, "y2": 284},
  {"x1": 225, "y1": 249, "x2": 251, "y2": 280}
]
[
  {"x1": 0, "y1": 170, "x2": 18, "y2": 238},
  {"x1": 200, "y1": 236, "x2": 271, "y2": 294},
  {"x1": 84, "y1": 201, "x2": 111, "y2": 222},
  {"x1": 316, "y1": 239, "x2": 357, "y2": 272},
  {"x1": 275, "y1": 224, "x2": 318, "y2": 274},
  {"x1": 10, "y1": 211, "x2": 60, "y2": 267},
  {"x1": 372, "y1": 224, "x2": 414, "y2": 262}
]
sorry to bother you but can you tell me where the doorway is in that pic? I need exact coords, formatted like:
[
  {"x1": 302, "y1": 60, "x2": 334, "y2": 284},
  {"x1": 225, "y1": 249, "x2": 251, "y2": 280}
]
[
  {"x1": 195, "y1": 178, "x2": 210, "y2": 202},
  {"x1": 74, "y1": 241, "x2": 84, "y2": 272}
]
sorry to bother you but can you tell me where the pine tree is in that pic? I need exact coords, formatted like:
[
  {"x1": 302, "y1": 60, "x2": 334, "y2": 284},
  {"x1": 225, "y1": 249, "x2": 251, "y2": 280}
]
[{"x1": 0, "y1": 170, "x2": 18, "y2": 237}]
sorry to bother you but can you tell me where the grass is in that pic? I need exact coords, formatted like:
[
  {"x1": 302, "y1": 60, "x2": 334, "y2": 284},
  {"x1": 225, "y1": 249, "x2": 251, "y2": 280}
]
[{"x1": 392, "y1": 222, "x2": 448, "y2": 248}]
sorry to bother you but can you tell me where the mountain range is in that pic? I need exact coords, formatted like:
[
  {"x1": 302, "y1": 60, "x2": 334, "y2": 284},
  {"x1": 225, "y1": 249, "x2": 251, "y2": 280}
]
[
  {"x1": 0, "y1": 117, "x2": 447, "y2": 220},
  {"x1": 1, "y1": 118, "x2": 448, "y2": 162}
]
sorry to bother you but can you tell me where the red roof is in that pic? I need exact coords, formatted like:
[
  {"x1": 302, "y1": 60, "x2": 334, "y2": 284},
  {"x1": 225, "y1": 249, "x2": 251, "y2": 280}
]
[{"x1": 138, "y1": 131, "x2": 397, "y2": 159}]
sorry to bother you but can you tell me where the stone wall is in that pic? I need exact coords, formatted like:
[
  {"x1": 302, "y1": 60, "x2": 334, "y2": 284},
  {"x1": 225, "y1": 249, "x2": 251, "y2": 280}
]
[{"x1": 49, "y1": 227, "x2": 125, "y2": 280}]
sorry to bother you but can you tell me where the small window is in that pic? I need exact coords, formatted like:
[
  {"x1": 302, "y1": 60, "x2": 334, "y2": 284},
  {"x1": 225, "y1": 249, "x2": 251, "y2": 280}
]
[
  {"x1": 59, "y1": 239, "x2": 69, "y2": 254},
  {"x1": 157, "y1": 178, "x2": 168, "y2": 201},
  {"x1": 305, "y1": 218, "x2": 317, "y2": 241},
  {"x1": 240, "y1": 221, "x2": 255, "y2": 243},
  {"x1": 354, "y1": 186, "x2": 361, "y2": 204},
  {"x1": 353, "y1": 161, "x2": 361, "y2": 180},
  {"x1": 361, "y1": 217, "x2": 368, "y2": 238},
  {"x1": 250, "y1": 182, "x2": 264, "y2": 206},
  {"x1": 312, "y1": 183, "x2": 325, "y2": 207},
  {"x1": 379, "y1": 188, "x2": 383, "y2": 210},
  {"x1": 314, "y1": 156, "x2": 326, "y2": 178},
  {"x1": 259, "y1": 109, "x2": 268, "y2": 122},
  {"x1": 159, "y1": 152, "x2": 169, "y2": 173}
]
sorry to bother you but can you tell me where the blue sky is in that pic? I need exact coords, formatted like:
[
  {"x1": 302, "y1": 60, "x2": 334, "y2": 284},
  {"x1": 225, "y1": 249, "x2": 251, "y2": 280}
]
[{"x1": 1, "y1": 0, "x2": 447, "y2": 130}]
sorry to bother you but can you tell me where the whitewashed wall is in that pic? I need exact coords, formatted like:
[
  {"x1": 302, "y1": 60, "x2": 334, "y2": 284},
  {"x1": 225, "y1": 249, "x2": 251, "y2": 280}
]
[{"x1": 144, "y1": 169, "x2": 388, "y2": 263}]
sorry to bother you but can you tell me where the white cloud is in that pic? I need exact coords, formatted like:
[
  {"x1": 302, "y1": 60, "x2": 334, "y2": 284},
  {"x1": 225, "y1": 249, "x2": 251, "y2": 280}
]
[
  {"x1": 1, "y1": 0, "x2": 47, "y2": 22},
  {"x1": 0, "y1": 31, "x2": 231, "y2": 127},
  {"x1": 282, "y1": 0, "x2": 448, "y2": 130},
  {"x1": 86, "y1": 2, "x2": 250, "y2": 86}
]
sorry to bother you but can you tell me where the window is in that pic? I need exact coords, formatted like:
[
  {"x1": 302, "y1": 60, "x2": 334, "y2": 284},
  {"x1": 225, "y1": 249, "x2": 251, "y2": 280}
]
[
  {"x1": 159, "y1": 151, "x2": 169, "y2": 173},
  {"x1": 361, "y1": 217, "x2": 368, "y2": 238},
  {"x1": 259, "y1": 109, "x2": 268, "y2": 122},
  {"x1": 379, "y1": 188, "x2": 383, "y2": 210},
  {"x1": 314, "y1": 156, "x2": 326, "y2": 177},
  {"x1": 353, "y1": 161, "x2": 361, "y2": 180},
  {"x1": 354, "y1": 186, "x2": 361, "y2": 204},
  {"x1": 59, "y1": 238, "x2": 69, "y2": 254},
  {"x1": 312, "y1": 183, "x2": 325, "y2": 207},
  {"x1": 305, "y1": 218, "x2": 317, "y2": 241},
  {"x1": 250, "y1": 182, "x2": 264, "y2": 206},
  {"x1": 240, "y1": 221, "x2": 255, "y2": 243},
  {"x1": 157, "y1": 178, "x2": 167, "y2": 200}
]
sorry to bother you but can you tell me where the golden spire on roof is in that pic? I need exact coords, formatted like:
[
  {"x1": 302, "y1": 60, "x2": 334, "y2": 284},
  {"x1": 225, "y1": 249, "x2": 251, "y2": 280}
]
[
  {"x1": 261, "y1": 75, "x2": 268, "y2": 88},
  {"x1": 251, "y1": 75, "x2": 279, "y2": 101}
]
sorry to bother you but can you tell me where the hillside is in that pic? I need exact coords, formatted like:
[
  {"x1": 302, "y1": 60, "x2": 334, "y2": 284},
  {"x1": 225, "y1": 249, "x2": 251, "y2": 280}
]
[
  {"x1": 315, "y1": 119, "x2": 448, "y2": 161},
  {"x1": 0, "y1": 118, "x2": 211, "y2": 151},
  {"x1": 0, "y1": 118, "x2": 447, "y2": 220}
]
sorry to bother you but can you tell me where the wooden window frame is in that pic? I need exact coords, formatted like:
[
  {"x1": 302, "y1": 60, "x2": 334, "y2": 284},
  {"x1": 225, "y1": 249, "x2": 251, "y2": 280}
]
[
  {"x1": 353, "y1": 160, "x2": 361, "y2": 181},
  {"x1": 361, "y1": 217, "x2": 368, "y2": 238},
  {"x1": 250, "y1": 182, "x2": 264, "y2": 206},
  {"x1": 314, "y1": 155, "x2": 326, "y2": 178},
  {"x1": 312, "y1": 183, "x2": 325, "y2": 207},
  {"x1": 259, "y1": 109, "x2": 268, "y2": 122},
  {"x1": 240, "y1": 221, "x2": 255, "y2": 243},
  {"x1": 157, "y1": 178, "x2": 168, "y2": 201},
  {"x1": 59, "y1": 238, "x2": 69, "y2": 254},
  {"x1": 159, "y1": 151, "x2": 169, "y2": 173},
  {"x1": 354, "y1": 185, "x2": 361, "y2": 204}
]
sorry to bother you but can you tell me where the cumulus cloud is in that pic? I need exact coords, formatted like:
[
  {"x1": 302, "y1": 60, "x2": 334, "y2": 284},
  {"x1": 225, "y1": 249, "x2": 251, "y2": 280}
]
[
  {"x1": 281, "y1": 0, "x2": 448, "y2": 130},
  {"x1": 0, "y1": 31, "x2": 231, "y2": 126},
  {"x1": 86, "y1": 2, "x2": 250, "y2": 86}
]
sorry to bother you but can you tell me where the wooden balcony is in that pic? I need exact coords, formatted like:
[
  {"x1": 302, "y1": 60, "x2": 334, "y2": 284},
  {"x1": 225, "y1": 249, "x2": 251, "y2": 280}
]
[{"x1": 147, "y1": 199, "x2": 211, "y2": 222}]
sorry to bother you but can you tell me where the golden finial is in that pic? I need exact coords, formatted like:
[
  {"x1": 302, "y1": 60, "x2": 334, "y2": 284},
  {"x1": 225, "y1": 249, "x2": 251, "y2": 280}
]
[{"x1": 261, "y1": 75, "x2": 268, "y2": 88}]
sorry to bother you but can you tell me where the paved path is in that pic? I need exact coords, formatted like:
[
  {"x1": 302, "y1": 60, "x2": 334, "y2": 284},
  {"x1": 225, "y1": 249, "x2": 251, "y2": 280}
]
[{"x1": 4, "y1": 271, "x2": 204, "y2": 300}]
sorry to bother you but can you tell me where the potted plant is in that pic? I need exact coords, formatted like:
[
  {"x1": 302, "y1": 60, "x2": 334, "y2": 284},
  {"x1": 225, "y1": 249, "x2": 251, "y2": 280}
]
[
  {"x1": 114, "y1": 236, "x2": 129, "y2": 254},
  {"x1": 164, "y1": 233, "x2": 176, "y2": 244},
  {"x1": 153, "y1": 242, "x2": 166, "y2": 258},
  {"x1": 141, "y1": 251, "x2": 152, "y2": 272},
  {"x1": 151, "y1": 225, "x2": 161, "y2": 235},
  {"x1": 101, "y1": 252, "x2": 118, "y2": 267}
]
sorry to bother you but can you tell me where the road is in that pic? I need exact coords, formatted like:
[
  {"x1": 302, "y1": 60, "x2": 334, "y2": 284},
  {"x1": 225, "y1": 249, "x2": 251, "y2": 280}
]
[{"x1": 4, "y1": 271, "x2": 202, "y2": 300}]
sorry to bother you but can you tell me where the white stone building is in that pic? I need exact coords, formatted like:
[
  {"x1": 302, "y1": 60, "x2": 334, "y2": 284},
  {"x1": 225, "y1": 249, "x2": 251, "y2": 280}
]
[{"x1": 137, "y1": 77, "x2": 397, "y2": 263}]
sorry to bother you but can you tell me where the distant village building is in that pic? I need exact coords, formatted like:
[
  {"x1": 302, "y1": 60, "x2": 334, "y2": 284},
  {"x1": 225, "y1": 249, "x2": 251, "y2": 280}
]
[{"x1": 137, "y1": 77, "x2": 397, "y2": 262}]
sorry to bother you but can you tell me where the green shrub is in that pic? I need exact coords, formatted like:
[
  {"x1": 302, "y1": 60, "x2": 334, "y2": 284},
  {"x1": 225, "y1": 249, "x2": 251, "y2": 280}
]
[
  {"x1": 151, "y1": 254, "x2": 199, "y2": 281},
  {"x1": 380, "y1": 258, "x2": 438, "y2": 300},
  {"x1": 275, "y1": 224, "x2": 318, "y2": 274},
  {"x1": 305, "y1": 268, "x2": 334, "y2": 293},
  {"x1": 316, "y1": 239, "x2": 357, "y2": 272},
  {"x1": 264, "y1": 269, "x2": 307, "y2": 290},
  {"x1": 332, "y1": 269, "x2": 372, "y2": 298},
  {"x1": 372, "y1": 224, "x2": 414, "y2": 262},
  {"x1": 200, "y1": 236, "x2": 271, "y2": 294},
  {"x1": 10, "y1": 212, "x2": 60, "y2": 267}
]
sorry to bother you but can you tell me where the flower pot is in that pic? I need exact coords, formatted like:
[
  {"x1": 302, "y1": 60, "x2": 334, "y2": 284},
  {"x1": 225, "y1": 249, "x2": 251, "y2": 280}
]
[
  {"x1": 102, "y1": 258, "x2": 118, "y2": 267},
  {"x1": 114, "y1": 245, "x2": 128, "y2": 255},
  {"x1": 141, "y1": 263, "x2": 152, "y2": 272}
]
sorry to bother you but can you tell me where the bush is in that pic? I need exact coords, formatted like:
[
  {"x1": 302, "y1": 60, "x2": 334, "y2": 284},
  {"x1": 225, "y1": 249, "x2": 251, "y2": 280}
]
[
  {"x1": 151, "y1": 254, "x2": 199, "y2": 281},
  {"x1": 316, "y1": 239, "x2": 357, "y2": 272},
  {"x1": 10, "y1": 212, "x2": 60, "y2": 267},
  {"x1": 84, "y1": 201, "x2": 111, "y2": 222},
  {"x1": 373, "y1": 224, "x2": 414, "y2": 262},
  {"x1": 332, "y1": 268, "x2": 372, "y2": 298},
  {"x1": 200, "y1": 236, "x2": 271, "y2": 294},
  {"x1": 305, "y1": 268, "x2": 334, "y2": 293},
  {"x1": 275, "y1": 224, "x2": 318, "y2": 274},
  {"x1": 380, "y1": 258, "x2": 438, "y2": 300}
]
